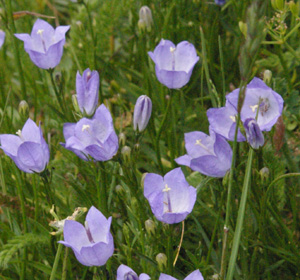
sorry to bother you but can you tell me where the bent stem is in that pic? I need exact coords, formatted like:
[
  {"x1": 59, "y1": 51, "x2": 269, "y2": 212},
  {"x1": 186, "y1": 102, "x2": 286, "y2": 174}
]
[
  {"x1": 226, "y1": 148, "x2": 254, "y2": 280},
  {"x1": 50, "y1": 242, "x2": 63, "y2": 280},
  {"x1": 173, "y1": 220, "x2": 184, "y2": 267}
]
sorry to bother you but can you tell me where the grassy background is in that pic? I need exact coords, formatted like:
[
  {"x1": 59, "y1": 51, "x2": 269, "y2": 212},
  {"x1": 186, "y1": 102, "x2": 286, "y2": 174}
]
[{"x1": 0, "y1": 0, "x2": 300, "y2": 279}]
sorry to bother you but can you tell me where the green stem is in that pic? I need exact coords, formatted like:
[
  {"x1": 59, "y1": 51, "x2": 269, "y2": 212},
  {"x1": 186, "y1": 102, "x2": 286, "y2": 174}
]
[
  {"x1": 32, "y1": 174, "x2": 39, "y2": 227},
  {"x1": 226, "y1": 148, "x2": 254, "y2": 280},
  {"x1": 155, "y1": 95, "x2": 172, "y2": 173},
  {"x1": 83, "y1": 2, "x2": 97, "y2": 70},
  {"x1": 218, "y1": 35, "x2": 226, "y2": 106},
  {"x1": 200, "y1": 27, "x2": 216, "y2": 107},
  {"x1": 220, "y1": 111, "x2": 242, "y2": 278},
  {"x1": 61, "y1": 247, "x2": 69, "y2": 280},
  {"x1": 49, "y1": 243, "x2": 63, "y2": 280},
  {"x1": 47, "y1": 69, "x2": 67, "y2": 120},
  {"x1": 14, "y1": 169, "x2": 27, "y2": 280},
  {"x1": 96, "y1": 162, "x2": 108, "y2": 216},
  {"x1": 5, "y1": 0, "x2": 27, "y2": 99}
]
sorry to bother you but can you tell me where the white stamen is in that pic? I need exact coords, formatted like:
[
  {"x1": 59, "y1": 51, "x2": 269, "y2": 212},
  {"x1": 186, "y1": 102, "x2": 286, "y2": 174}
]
[
  {"x1": 37, "y1": 29, "x2": 44, "y2": 35},
  {"x1": 170, "y1": 47, "x2": 176, "y2": 53},
  {"x1": 16, "y1": 129, "x2": 22, "y2": 137},
  {"x1": 250, "y1": 104, "x2": 258, "y2": 113},
  {"x1": 162, "y1": 184, "x2": 171, "y2": 192},
  {"x1": 230, "y1": 115, "x2": 236, "y2": 122},
  {"x1": 82, "y1": 124, "x2": 90, "y2": 132}
]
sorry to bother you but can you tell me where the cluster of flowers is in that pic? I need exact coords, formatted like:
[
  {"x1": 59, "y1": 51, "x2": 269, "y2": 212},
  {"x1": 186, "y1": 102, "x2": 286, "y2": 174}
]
[{"x1": 0, "y1": 15, "x2": 283, "y2": 279}]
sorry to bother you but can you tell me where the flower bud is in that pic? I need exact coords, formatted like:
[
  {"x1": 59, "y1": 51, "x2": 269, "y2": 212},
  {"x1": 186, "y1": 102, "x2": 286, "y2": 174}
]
[
  {"x1": 138, "y1": 6, "x2": 153, "y2": 32},
  {"x1": 121, "y1": 146, "x2": 131, "y2": 163},
  {"x1": 145, "y1": 219, "x2": 156, "y2": 235},
  {"x1": 76, "y1": 68, "x2": 99, "y2": 116},
  {"x1": 263, "y1": 70, "x2": 272, "y2": 86},
  {"x1": 243, "y1": 118, "x2": 264, "y2": 149},
  {"x1": 133, "y1": 95, "x2": 152, "y2": 132},
  {"x1": 18, "y1": 100, "x2": 29, "y2": 119},
  {"x1": 239, "y1": 21, "x2": 247, "y2": 37},
  {"x1": 72, "y1": 94, "x2": 80, "y2": 113},
  {"x1": 289, "y1": 1, "x2": 299, "y2": 17},
  {"x1": 259, "y1": 167, "x2": 270, "y2": 182},
  {"x1": 118, "y1": 132, "x2": 126, "y2": 146},
  {"x1": 156, "y1": 253, "x2": 167, "y2": 271}
]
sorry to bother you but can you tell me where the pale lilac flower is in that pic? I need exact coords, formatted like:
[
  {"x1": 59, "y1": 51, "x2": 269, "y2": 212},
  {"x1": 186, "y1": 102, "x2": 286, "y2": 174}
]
[
  {"x1": 215, "y1": 0, "x2": 226, "y2": 5},
  {"x1": 226, "y1": 77, "x2": 284, "y2": 131},
  {"x1": 0, "y1": 119, "x2": 49, "y2": 173},
  {"x1": 159, "y1": 269, "x2": 204, "y2": 280},
  {"x1": 148, "y1": 39, "x2": 199, "y2": 89},
  {"x1": 175, "y1": 129, "x2": 232, "y2": 178},
  {"x1": 15, "y1": 19, "x2": 70, "y2": 69},
  {"x1": 144, "y1": 168, "x2": 196, "y2": 224},
  {"x1": 243, "y1": 118, "x2": 264, "y2": 149},
  {"x1": 59, "y1": 206, "x2": 114, "y2": 267},
  {"x1": 0, "y1": 30, "x2": 5, "y2": 48},
  {"x1": 76, "y1": 68, "x2": 99, "y2": 116},
  {"x1": 207, "y1": 101, "x2": 246, "y2": 142},
  {"x1": 117, "y1": 264, "x2": 150, "y2": 280},
  {"x1": 62, "y1": 104, "x2": 118, "y2": 161},
  {"x1": 133, "y1": 95, "x2": 152, "y2": 132}
]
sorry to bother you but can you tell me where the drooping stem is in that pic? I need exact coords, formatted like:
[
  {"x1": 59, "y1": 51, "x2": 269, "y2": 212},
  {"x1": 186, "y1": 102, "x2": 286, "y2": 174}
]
[
  {"x1": 5, "y1": 0, "x2": 27, "y2": 100},
  {"x1": 226, "y1": 148, "x2": 254, "y2": 280}
]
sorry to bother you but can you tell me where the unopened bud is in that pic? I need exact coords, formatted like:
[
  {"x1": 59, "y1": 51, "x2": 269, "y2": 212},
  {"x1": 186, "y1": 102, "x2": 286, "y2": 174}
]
[
  {"x1": 115, "y1": 184, "x2": 123, "y2": 194},
  {"x1": 138, "y1": 6, "x2": 153, "y2": 32},
  {"x1": 156, "y1": 253, "x2": 167, "y2": 271},
  {"x1": 72, "y1": 94, "x2": 80, "y2": 113},
  {"x1": 118, "y1": 132, "x2": 126, "y2": 146},
  {"x1": 263, "y1": 70, "x2": 272, "y2": 86},
  {"x1": 121, "y1": 146, "x2": 131, "y2": 163},
  {"x1": 18, "y1": 100, "x2": 29, "y2": 119},
  {"x1": 259, "y1": 167, "x2": 269, "y2": 182},
  {"x1": 244, "y1": 118, "x2": 264, "y2": 149},
  {"x1": 239, "y1": 21, "x2": 247, "y2": 37},
  {"x1": 133, "y1": 95, "x2": 152, "y2": 132},
  {"x1": 289, "y1": 1, "x2": 299, "y2": 17},
  {"x1": 145, "y1": 219, "x2": 156, "y2": 235}
]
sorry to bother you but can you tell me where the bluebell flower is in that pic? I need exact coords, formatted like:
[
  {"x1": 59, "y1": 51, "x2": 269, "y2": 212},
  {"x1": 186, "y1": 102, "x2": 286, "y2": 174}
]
[
  {"x1": 15, "y1": 19, "x2": 70, "y2": 69},
  {"x1": 117, "y1": 264, "x2": 150, "y2": 280},
  {"x1": 59, "y1": 206, "x2": 114, "y2": 267},
  {"x1": 0, "y1": 119, "x2": 49, "y2": 173},
  {"x1": 175, "y1": 129, "x2": 232, "y2": 178},
  {"x1": 62, "y1": 104, "x2": 118, "y2": 161},
  {"x1": 144, "y1": 168, "x2": 197, "y2": 224},
  {"x1": 148, "y1": 39, "x2": 199, "y2": 89}
]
